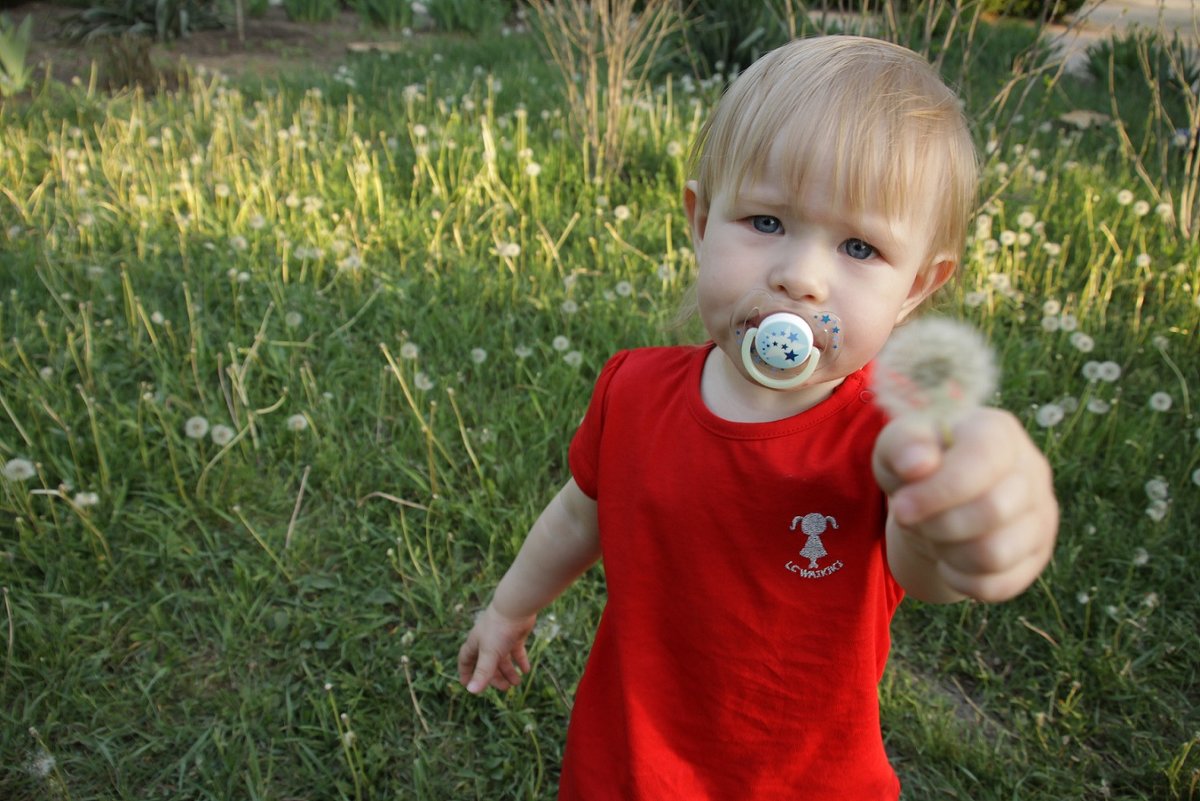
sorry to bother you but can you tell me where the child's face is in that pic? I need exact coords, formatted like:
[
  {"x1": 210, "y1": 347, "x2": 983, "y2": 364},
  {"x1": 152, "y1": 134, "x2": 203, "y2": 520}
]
[{"x1": 686, "y1": 143, "x2": 954, "y2": 394}]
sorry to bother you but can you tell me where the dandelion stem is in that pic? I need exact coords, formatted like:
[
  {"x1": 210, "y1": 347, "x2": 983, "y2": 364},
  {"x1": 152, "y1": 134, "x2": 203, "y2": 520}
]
[
  {"x1": 2, "y1": 586, "x2": 13, "y2": 693},
  {"x1": 232, "y1": 505, "x2": 292, "y2": 582},
  {"x1": 0, "y1": 392, "x2": 33, "y2": 448},
  {"x1": 284, "y1": 465, "x2": 310, "y2": 551}
]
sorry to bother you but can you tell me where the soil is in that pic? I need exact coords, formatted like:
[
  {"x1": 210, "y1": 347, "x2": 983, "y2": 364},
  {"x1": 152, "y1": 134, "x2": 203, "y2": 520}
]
[{"x1": 13, "y1": 2, "x2": 406, "y2": 90}]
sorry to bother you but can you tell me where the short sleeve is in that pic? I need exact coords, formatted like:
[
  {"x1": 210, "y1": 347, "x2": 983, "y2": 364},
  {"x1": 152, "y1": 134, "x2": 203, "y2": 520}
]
[{"x1": 568, "y1": 350, "x2": 632, "y2": 500}]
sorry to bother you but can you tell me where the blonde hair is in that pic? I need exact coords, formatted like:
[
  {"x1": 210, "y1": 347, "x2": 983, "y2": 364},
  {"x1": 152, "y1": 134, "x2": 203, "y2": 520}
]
[{"x1": 689, "y1": 35, "x2": 978, "y2": 268}]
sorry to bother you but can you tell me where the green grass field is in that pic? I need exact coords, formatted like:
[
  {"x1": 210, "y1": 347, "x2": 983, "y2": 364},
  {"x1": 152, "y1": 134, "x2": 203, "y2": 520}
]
[{"x1": 1, "y1": 15, "x2": 1197, "y2": 801}]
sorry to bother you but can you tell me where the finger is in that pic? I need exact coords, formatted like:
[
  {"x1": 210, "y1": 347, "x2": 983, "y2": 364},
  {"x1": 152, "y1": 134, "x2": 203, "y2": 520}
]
[
  {"x1": 913, "y1": 468, "x2": 1032, "y2": 546},
  {"x1": 515, "y1": 643, "x2": 532, "y2": 675},
  {"x1": 889, "y1": 411, "x2": 1023, "y2": 528},
  {"x1": 496, "y1": 654, "x2": 525, "y2": 689},
  {"x1": 466, "y1": 650, "x2": 501, "y2": 694},
  {"x1": 936, "y1": 535, "x2": 1050, "y2": 603},
  {"x1": 457, "y1": 639, "x2": 479, "y2": 686},
  {"x1": 873, "y1": 418, "x2": 943, "y2": 496}
]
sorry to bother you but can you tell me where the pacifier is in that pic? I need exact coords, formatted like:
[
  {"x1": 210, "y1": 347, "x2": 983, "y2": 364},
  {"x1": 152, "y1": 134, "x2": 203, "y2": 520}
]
[{"x1": 731, "y1": 291, "x2": 843, "y2": 390}]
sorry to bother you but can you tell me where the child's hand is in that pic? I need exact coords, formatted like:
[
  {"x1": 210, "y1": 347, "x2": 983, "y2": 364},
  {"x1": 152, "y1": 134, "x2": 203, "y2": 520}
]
[
  {"x1": 872, "y1": 407, "x2": 1059, "y2": 603},
  {"x1": 457, "y1": 604, "x2": 538, "y2": 694}
]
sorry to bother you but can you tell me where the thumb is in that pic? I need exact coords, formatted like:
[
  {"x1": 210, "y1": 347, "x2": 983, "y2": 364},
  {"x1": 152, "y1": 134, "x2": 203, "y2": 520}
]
[{"x1": 872, "y1": 417, "x2": 943, "y2": 497}]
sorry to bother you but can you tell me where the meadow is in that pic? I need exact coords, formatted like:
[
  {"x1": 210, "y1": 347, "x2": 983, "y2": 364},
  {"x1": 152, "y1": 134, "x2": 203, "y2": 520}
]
[{"x1": 0, "y1": 6, "x2": 1198, "y2": 800}]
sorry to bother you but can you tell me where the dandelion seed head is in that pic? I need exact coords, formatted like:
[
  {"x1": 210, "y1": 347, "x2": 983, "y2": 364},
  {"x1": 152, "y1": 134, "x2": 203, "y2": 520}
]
[
  {"x1": 564, "y1": 350, "x2": 583, "y2": 367},
  {"x1": 400, "y1": 342, "x2": 420, "y2": 360},
  {"x1": 25, "y1": 750, "x2": 55, "y2": 779},
  {"x1": 1035, "y1": 403, "x2": 1065, "y2": 428},
  {"x1": 1148, "y1": 392, "x2": 1172, "y2": 412},
  {"x1": 514, "y1": 345, "x2": 532, "y2": 360},
  {"x1": 999, "y1": 230, "x2": 1017, "y2": 246},
  {"x1": 1086, "y1": 398, "x2": 1111, "y2": 414},
  {"x1": 1132, "y1": 200, "x2": 1150, "y2": 217},
  {"x1": 73, "y1": 491, "x2": 99, "y2": 507},
  {"x1": 1116, "y1": 189, "x2": 1134, "y2": 206},
  {"x1": 151, "y1": 311, "x2": 165, "y2": 325},
  {"x1": 551, "y1": 335, "x2": 570, "y2": 352},
  {"x1": 1043, "y1": 299, "x2": 1062, "y2": 316},
  {"x1": 415, "y1": 372, "x2": 434, "y2": 391},
  {"x1": 1146, "y1": 499, "x2": 1169, "y2": 522},
  {"x1": 561, "y1": 299, "x2": 578, "y2": 314},
  {"x1": 2, "y1": 458, "x2": 36, "y2": 482},
  {"x1": 525, "y1": 162, "x2": 542, "y2": 177},
  {"x1": 1077, "y1": 591, "x2": 1090, "y2": 604},
  {"x1": 1017, "y1": 211, "x2": 1036, "y2": 229},
  {"x1": 615, "y1": 280, "x2": 633, "y2": 297},
  {"x1": 471, "y1": 348, "x2": 487, "y2": 364},
  {"x1": 613, "y1": 205, "x2": 631, "y2": 222},
  {"x1": 184, "y1": 416, "x2": 210, "y2": 439},
  {"x1": 1135, "y1": 253, "x2": 1151, "y2": 269},
  {"x1": 1132, "y1": 547, "x2": 1149, "y2": 566},
  {"x1": 873, "y1": 318, "x2": 998, "y2": 424},
  {"x1": 1192, "y1": 467, "x2": 1200, "y2": 487},
  {"x1": 1041, "y1": 316, "x2": 1060, "y2": 332},
  {"x1": 1069, "y1": 332, "x2": 1094, "y2": 352},
  {"x1": 284, "y1": 311, "x2": 303, "y2": 329},
  {"x1": 1145, "y1": 477, "x2": 1170, "y2": 501},
  {"x1": 497, "y1": 242, "x2": 521, "y2": 258},
  {"x1": 211, "y1": 424, "x2": 235, "y2": 446},
  {"x1": 1098, "y1": 361, "x2": 1122, "y2": 382},
  {"x1": 286, "y1": 414, "x2": 308, "y2": 432}
]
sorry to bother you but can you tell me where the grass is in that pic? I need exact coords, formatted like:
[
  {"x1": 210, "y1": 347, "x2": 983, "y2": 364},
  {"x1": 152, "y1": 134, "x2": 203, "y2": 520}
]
[{"x1": 0, "y1": 15, "x2": 1197, "y2": 801}]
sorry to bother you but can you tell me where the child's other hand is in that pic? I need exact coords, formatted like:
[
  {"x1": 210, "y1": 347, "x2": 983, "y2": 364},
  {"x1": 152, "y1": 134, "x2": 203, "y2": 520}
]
[
  {"x1": 457, "y1": 604, "x2": 537, "y2": 694},
  {"x1": 873, "y1": 407, "x2": 1059, "y2": 603}
]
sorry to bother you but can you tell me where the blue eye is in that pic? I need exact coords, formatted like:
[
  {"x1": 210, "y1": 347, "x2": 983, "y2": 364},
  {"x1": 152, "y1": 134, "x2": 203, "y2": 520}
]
[
  {"x1": 843, "y1": 238, "x2": 876, "y2": 260},
  {"x1": 751, "y1": 215, "x2": 782, "y2": 234}
]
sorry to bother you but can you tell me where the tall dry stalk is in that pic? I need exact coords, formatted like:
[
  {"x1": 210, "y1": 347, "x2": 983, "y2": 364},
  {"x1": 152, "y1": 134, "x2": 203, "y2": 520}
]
[
  {"x1": 1103, "y1": 26, "x2": 1200, "y2": 241},
  {"x1": 525, "y1": 0, "x2": 682, "y2": 184}
]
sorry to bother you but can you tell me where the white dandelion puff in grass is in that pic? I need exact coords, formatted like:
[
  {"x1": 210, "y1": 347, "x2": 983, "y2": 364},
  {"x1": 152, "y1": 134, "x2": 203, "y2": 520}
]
[
  {"x1": 514, "y1": 345, "x2": 533, "y2": 360},
  {"x1": 561, "y1": 299, "x2": 579, "y2": 314},
  {"x1": 471, "y1": 348, "x2": 488, "y2": 365},
  {"x1": 73, "y1": 491, "x2": 99, "y2": 507},
  {"x1": 873, "y1": 318, "x2": 998, "y2": 426},
  {"x1": 400, "y1": 342, "x2": 420, "y2": 360},
  {"x1": 1017, "y1": 211, "x2": 1036, "y2": 229},
  {"x1": 2, "y1": 458, "x2": 36, "y2": 482},
  {"x1": 284, "y1": 311, "x2": 303, "y2": 329},
  {"x1": 1146, "y1": 499, "x2": 1169, "y2": 522},
  {"x1": 1145, "y1": 477, "x2": 1169, "y2": 501},
  {"x1": 25, "y1": 750, "x2": 55, "y2": 779},
  {"x1": 613, "y1": 205, "x2": 631, "y2": 222},
  {"x1": 1035, "y1": 403, "x2": 1065, "y2": 428},
  {"x1": 1132, "y1": 200, "x2": 1150, "y2": 217},
  {"x1": 211, "y1": 424, "x2": 235, "y2": 446},
  {"x1": 184, "y1": 416, "x2": 210, "y2": 439},
  {"x1": 525, "y1": 162, "x2": 542, "y2": 177},
  {"x1": 551, "y1": 335, "x2": 570, "y2": 352},
  {"x1": 1043, "y1": 299, "x2": 1062, "y2": 316},
  {"x1": 414, "y1": 372, "x2": 434, "y2": 391},
  {"x1": 564, "y1": 350, "x2": 583, "y2": 367},
  {"x1": 1192, "y1": 467, "x2": 1200, "y2": 488},
  {"x1": 286, "y1": 414, "x2": 309, "y2": 432},
  {"x1": 1116, "y1": 189, "x2": 1134, "y2": 206},
  {"x1": 615, "y1": 280, "x2": 633, "y2": 297},
  {"x1": 497, "y1": 242, "x2": 521, "y2": 258},
  {"x1": 1086, "y1": 398, "x2": 1111, "y2": 414},
  {"x1": 1098, "y1": 361, "x2": 1122, "y2": 382},
  {"x1": 1148, "y1": 392, "x2": 1173, "y2": 412},
  {"x1": 1132, "y1": 547, "x2": 1150, "y2": 566},
  {"x1": 1069, "y1": 332, "x2": 1095, "y2": 353}
]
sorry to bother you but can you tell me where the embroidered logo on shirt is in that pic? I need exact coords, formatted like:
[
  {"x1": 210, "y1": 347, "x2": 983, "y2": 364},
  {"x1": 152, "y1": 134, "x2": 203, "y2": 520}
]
[{"x1": 785, "y1": 512, "x2": 844, "y2": 578}]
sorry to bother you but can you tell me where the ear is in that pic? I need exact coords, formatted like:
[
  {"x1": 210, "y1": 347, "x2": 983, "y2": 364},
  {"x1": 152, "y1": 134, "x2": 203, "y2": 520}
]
[
  {"x1": 895, "y1": 257, "x2": 956, "y2": 323},
  {"x1": 684, "y1": 180, "x2": 707, "y2": 244}
]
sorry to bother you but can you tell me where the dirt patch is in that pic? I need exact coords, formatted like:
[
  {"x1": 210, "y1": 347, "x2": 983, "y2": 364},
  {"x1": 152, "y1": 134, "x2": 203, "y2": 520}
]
[{"x1": 15, "y1": 2, "x2": 407, "y2": 88}]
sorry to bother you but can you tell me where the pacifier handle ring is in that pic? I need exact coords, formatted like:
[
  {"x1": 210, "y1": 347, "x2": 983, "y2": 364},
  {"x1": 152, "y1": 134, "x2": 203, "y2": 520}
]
[{"x1": 740, "y1": 327, "x2": 822, "y2": 390}]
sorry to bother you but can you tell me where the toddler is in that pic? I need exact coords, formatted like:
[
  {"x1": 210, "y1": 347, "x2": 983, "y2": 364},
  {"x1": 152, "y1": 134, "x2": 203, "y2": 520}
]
[{"x1": 458, "y1": 35, "x2": 1059, "y2": 800}]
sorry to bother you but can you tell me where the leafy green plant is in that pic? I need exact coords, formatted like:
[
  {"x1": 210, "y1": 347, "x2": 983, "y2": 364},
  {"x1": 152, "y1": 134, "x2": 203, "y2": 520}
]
[
  {"x1": 979, "y1": 0, "x2": 1084, "y2": 21},
  {"x1": 352, "y1": 0, "x2": 413, "y2": 30},
  {"x1": 425, "y1": 0, "x2": 508, "y2": 35},
  {"x1": 59, "y1": 0, "x2": 225, "y2": 42},
  {"x1": 0, "y1": 12, "x2": 33, "y2": 97},
  {"x1": 676, "y1": 0, "x2": 791, "y2": 73},
  {"x1": 284, "y1": 0, "x2": 339, "y2": 22}
]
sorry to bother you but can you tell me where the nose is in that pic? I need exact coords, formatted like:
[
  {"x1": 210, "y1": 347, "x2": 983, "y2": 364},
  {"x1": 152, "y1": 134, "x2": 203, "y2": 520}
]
[{"x1": 769, "y1": 237, "x2": 831, "y2": 303}]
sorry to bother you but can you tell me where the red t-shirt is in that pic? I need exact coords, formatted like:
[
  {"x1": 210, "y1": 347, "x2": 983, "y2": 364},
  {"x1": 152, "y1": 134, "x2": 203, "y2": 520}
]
[{"x1": 561, "y1": 345, "x2": 903, "y2": 800}]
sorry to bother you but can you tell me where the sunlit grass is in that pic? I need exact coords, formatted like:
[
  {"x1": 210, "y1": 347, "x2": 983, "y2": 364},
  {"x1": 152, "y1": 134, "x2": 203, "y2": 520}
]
[{"x1": 0, "y1": 23, "x2": 1197, "y2": 801}]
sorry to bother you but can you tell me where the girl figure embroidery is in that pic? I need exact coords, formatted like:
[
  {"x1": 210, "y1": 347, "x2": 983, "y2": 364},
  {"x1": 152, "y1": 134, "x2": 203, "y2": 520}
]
[{"x1": 793, "y1": 512, "x2": 837, "y2": 568}]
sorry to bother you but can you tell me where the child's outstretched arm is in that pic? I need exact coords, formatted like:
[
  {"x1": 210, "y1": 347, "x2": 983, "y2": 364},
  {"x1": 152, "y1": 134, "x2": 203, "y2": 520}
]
[
  {"x1": 458, "y1": 478, "x2": 600, "y2": 694},
  {"x1": 873, "y1": 408, "x2": 1059, "y2": 604}
]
